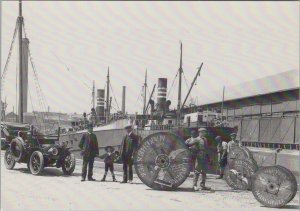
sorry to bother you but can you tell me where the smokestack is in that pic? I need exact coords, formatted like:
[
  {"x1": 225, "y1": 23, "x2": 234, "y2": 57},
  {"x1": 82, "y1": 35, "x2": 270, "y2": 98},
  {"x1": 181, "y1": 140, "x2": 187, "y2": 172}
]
[
  {"x1": 21, "y1": 38, "x2": 29, "y2": 113},
  {"x1": 96, "y1": 89, "x2": 105, "y2": 122},
  {"x1": 122, "y1": 86, "x2": 126, "y2": 114},
  {"x1": 157, "y1": 78, "x2": 167, "y2": 112}
]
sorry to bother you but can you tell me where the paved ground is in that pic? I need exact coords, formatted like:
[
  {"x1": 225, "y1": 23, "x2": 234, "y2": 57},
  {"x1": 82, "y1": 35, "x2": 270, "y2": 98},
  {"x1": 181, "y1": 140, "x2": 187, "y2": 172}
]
[{"x1": 1, "y1": 153, "x2": 299, "y2": 211}]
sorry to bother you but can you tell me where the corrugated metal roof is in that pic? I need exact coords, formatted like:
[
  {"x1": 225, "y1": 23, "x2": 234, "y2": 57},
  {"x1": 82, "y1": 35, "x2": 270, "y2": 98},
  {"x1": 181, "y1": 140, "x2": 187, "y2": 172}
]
[{"x1": 224, "y1": 69, "x2": 299, "y2": 102}]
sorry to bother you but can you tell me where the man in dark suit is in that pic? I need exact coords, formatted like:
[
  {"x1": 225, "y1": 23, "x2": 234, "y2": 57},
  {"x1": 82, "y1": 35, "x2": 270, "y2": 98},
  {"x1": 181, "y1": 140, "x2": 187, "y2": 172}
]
[
  {"x1": 120, "y1": 124, "x2": 139, "y2": 184},
  {"x1": 79, "y1": 123, "x2": 99, "y2": 181}
]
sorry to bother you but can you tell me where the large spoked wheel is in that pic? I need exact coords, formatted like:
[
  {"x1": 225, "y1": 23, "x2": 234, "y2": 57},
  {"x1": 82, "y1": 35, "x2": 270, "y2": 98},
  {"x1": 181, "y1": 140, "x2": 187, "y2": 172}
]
[
  {"x1": 29, "y1": 151, "x2": 44, "y2": 175},
  {"x1": 62, "y1": 152, "x2": 76, "y2": 175},
  {"x1": 4, "y1": 148, "x2": 16, "y2": 170},
  {"x1": 228, "y1": 146, "x2": 257, "y2": 168},
  {"x1": 224, "y1": 159, "x2": 257, "y2": 190},
  {"x1": 275, "y1": 165, "x2": 298, "y2": 204},
  {"x1": 251, "y1": 166, "x2": 297, "y2": 208},
  {"x1": 134, "y1": 132, "x2": 191, "y2": 191}
]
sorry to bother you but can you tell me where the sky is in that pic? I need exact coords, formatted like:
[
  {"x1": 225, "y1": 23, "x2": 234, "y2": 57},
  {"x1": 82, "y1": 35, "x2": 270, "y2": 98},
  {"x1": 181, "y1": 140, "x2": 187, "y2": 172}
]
[{"x1": 1, "y1": 1, "x2": 299, "y2": 115}]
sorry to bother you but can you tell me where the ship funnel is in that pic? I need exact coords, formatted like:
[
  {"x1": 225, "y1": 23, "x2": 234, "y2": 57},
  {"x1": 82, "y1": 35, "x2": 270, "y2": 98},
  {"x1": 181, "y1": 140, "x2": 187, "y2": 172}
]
[
  {"x1": 96, "y1": 89, "x2": 105, "y2": 123},
  {"x1": 157, "y1": 78, "x2": 167, "y2": 112}
]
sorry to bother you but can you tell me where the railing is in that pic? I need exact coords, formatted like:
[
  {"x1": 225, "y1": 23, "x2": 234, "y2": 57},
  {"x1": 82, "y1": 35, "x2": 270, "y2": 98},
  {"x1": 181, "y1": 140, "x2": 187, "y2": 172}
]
[{"x1": 242, "y1": 141, "x2": 299, "y2": 150}]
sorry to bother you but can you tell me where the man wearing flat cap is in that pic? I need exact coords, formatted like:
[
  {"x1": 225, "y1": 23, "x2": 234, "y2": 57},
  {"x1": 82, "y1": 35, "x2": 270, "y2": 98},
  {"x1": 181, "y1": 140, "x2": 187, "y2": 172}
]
[
  {"x1": 79, "y1": 123, "x2": 99, "y2": 181},
  {"x1": 227, "y1": 132, "x2": 241, "y2": 153},
  {"x1": 120, "y1": 124, "x2": 140, "y2": 184},
  {"x1": 185, "y1": 128, "x2": 211, "y2": 191}
]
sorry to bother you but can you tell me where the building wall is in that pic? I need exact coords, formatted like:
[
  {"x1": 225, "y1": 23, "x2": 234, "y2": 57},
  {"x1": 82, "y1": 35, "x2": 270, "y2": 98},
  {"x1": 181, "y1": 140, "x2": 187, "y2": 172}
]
[
  {"x1": 180, "y1": 89, "x2": 299, "y2": 149},
  {"x1": 223, "y1": 89, "x2": 299, "y2": 149}
]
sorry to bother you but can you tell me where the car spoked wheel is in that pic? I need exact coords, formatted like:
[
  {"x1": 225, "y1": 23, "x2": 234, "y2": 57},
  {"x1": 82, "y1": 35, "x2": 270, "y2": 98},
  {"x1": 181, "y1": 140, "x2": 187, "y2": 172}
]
[
  {"x1": 62, "y1": 152, "x2": 76, "y2": 175},
  {"x1": 10, "y1": 138, "x2": 25, "y2": 162},
  {"x1": 29, "y1": 151, "x2": 44, "y2": 175},
  {"x1": 4, "y1": 148, "x2": 16, "y2": 170}
]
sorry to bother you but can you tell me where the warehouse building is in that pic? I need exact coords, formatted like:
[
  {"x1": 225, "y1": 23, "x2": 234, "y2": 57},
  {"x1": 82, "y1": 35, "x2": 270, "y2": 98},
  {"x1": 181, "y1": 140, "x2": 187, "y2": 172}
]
[{"x1": 182, "y1": 69, "x2": 299, "y2": 150}]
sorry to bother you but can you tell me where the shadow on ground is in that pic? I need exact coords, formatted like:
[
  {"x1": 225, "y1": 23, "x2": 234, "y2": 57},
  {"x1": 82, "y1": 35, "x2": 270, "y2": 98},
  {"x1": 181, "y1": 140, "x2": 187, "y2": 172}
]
[
  {"x1": 146, "y1": 187, "x2": 246, "y2": 194},
  {"x1": 11, "y1": 167, "x2": 81, "y2": 177},
  {"x1": 260, "y1": 204, "x2": 299, "y2": 210}
]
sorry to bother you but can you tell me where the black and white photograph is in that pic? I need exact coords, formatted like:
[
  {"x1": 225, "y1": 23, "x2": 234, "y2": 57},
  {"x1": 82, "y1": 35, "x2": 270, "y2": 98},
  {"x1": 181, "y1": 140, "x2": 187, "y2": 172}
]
[{"x1": 0, "y1": 1, "x2": 299, "y2": 210}]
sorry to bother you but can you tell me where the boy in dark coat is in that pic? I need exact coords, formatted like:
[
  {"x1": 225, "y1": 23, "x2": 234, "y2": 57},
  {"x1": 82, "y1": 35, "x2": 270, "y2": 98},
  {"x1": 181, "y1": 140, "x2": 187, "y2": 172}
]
[{"x1": 99, "y1": 146, "x2": 118, "y2": 182}]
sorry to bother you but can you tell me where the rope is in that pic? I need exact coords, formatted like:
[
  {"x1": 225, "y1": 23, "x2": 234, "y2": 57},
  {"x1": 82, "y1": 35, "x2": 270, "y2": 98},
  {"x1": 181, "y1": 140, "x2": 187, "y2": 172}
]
[
  {"x1": 182, "y1": 71, "x2": 192, "y2": 105},
  {"x1": 167, "y1": 71, "x2": 178, "y2": 98},
  {"x1": 28, "y1": 87, "x2": 39, "y2": 128},
  {"x1": 109, "y1": 83, "x2": 120, "y2": 110},
  {"x1": 22, "y1": 21, "x2": 49, "y2": 116},
  {"x1": 49, "y1": 50, "x2": 92, "y2": 91},
  {"x1": 1, "y1": 20, "x2": 19, "y2": 89},
  {"x1": 136, "y1": 87, "x2": 143, "y2": 103},
  {"x1": 15, "y1": 61, "x2": 18, "y2": 119}
]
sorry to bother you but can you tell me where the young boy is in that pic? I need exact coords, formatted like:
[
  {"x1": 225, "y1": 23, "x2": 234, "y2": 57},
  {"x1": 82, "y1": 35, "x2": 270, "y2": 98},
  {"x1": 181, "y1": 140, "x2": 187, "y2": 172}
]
[
  {"x1": 99, "y1": 146, "x2": 118, "y2": 182},
  {"x1": 216, "y1": 136, "x2": 228, "y2": 179}
]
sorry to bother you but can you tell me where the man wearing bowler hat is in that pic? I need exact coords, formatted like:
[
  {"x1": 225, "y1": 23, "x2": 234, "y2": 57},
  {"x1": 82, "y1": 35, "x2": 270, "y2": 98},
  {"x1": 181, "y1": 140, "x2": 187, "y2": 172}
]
[
  {"x1": 186, "y1": 128, "x2": 211, "y2": 191},
  {"x1": 79, "y1": 123, "x2": 99, "y2": 181},
  {"x1": 120, "y1": 124, "x2": 139, "y2": 184}
]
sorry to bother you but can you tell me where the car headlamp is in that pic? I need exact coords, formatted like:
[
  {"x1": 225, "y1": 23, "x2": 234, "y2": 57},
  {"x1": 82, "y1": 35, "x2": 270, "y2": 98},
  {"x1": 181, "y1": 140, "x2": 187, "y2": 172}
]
[{"x1": 48, "y1": 147, "x2": 58, "y2": 156}]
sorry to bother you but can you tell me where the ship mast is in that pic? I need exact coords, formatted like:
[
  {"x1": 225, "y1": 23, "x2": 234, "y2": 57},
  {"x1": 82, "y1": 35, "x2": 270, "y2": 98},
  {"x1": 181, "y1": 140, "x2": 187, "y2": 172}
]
[
  {"x1": 18, "y1": 0, "x2": 24, "y2": 123},
  {"x1": 143, "y1": 69, "x2": 147, "y2": 115},
  {"x1": 176, "y1": 41, "x2": 183, "y2": 125},
  {"x1": 92, "y1": 80, "x2": 95, "y2": 109},
  {"x1": 106, "y1": 67, "x2": 110, "y2": 123},
  {"x1": 181, "y1": 63, "x2": 203, "y2": 110}
]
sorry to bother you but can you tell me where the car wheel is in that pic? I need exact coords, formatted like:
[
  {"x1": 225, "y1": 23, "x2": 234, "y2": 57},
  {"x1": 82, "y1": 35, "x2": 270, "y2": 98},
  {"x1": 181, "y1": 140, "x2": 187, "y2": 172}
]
[
  {"x1": 29, "y1": 151, "x2": 44, "y2": 175},
  {"x1": 4, "y1": 148, "x2": 16, "y2": 170},
  {"x1": 10, "y1": 138, "x2": 25, "y2": 162},
  {"x1": 62, "y1": 152, "x2": 76, "y2": 175}
]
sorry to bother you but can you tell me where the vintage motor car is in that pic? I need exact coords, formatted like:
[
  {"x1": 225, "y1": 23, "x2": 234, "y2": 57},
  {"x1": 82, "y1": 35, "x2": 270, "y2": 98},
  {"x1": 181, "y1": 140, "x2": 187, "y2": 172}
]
[{"x1": 2, "y1": 122, "x2": 76, "y2": 175}]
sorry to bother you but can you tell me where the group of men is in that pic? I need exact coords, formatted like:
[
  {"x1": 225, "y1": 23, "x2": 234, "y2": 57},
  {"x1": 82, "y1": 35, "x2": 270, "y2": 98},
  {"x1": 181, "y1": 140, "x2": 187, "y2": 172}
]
[
  {"x1": 78, "y1": 123, "x2": 139, "y2": 183},
  {"x1": 78, "y1": 122, "x2": 240, "y2": 191},
  {"x1": 185, "y1": 127, "x2": 240, "y2": 191}
]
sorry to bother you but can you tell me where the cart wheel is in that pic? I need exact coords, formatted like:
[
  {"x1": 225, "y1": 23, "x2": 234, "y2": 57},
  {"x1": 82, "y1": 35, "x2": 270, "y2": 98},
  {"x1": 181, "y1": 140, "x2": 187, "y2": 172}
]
[
  {"x1": 62, "y1": 152, "x2": 76, "y2": 175},
  {"x1": 224, "y1": 159, "x2": 257, "y2": 190},
  {"x1": 241, "y1": 147, "x2": 258, "y2": 168},
  {"x1": 275, "y1": 165, "x2": 298, "y2": 203},
  {"x1": 4, "y1": 148, "x2": 16, "y2": 170},
  {"x1": 228, "y1": 146, "x2": 257, "y2": 168},
  {"x1": 29, "y1": 151, "x2": 44, "y2": 175},
  {"x1": 134, "y1": 132, "x2": 191, "y2": 191},
  {"x1": 251, "y1": 166, "x2": 297, "y2": 208}
]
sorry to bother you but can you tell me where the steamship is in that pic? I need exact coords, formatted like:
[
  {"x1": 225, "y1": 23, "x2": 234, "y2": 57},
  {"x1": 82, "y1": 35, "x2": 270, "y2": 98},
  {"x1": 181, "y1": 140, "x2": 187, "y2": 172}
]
[{"x1": 59, "y1": 43, "x2": 234, "y2": 169}]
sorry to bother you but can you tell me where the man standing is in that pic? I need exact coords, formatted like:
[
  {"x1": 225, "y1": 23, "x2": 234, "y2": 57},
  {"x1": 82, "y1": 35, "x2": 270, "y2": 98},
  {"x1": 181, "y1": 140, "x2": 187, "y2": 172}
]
[
  {"x1": 186, "y1": 128, "x2": 211, "y2": 191},
  {"x1": 216, "y1": 136, "x2": 228, "y2": 179},
  {"x1": 120, "y1": 124, "x2": 139, "y2": 184},
  {"x1": 79, "y1": 123, "x2": 99, "y2": 182},
  {"x1": 227, "y1": 132, "x2": 241, "y2": 153},
  {"x1": 185, "y1": 130, "x2": 198, "y2": 172}
]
